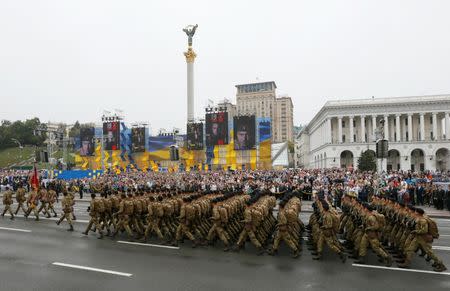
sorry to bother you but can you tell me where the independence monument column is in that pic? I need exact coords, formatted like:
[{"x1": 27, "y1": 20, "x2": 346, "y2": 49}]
[{"x1": 183, "y1": 24, "x2": 198, "y2": 123}]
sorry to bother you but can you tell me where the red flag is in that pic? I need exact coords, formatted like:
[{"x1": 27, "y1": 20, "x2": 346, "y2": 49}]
[{"x1": 30, "y1": 162, "x2": 39, "y2": 190}]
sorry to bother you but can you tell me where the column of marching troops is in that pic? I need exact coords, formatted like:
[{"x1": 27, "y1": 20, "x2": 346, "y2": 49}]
[{"x1": 1, "y1": 184, "x2": 447, "y2": 272}]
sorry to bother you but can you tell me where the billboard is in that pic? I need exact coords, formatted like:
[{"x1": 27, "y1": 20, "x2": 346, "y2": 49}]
[
  {"x1": 79, "y1": 127, "x2": 95, "y2": 156},
  {"x1": 234, "y1": 116, "x2": 256, "y2": 150},
  {"x1": 103, "y1": 122, "x2": 120, "y2": 151},
  {"x1": 258, "y1": 118, "x2": 271, "y2": 142},
  {"x1": 131, "y1": 127, "x2": 146, "y2": 152},
  {"x1": 205, "y1": 112, "x2": 228, "y2": 146},
  {"x1": 187, "y1": 123, "x2": 204, "y2": 150}
]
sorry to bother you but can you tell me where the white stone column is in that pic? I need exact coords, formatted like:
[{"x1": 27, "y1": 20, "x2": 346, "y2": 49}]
[
  {"x1": 432, "y1": 112, "x2": 438, "y2": 140},
  {"x1": 407, "y1": 114, "x2": 413, "y2": 141},
  {"x1": 326, "y1": 118, "x2": 332, "y2": 144},
  {"x1": 419, "y1": 113, "x2": 425, "y2": 141},
  {"x1": 384, "y1": 115, "x2": 389, "y2": 140},
  {"x1": 184, "y1": 47, "x2": 197, "y2": 122},
  {"x1": 349, "y1": 116, "x2": 354, "y2": 142},
  {"x1": 338, "y1": 116, "x2": 343, "y2": 143},
  {"x1": 395, "y1": 114, "x2": 401, "y2": 142},
  {"x1": 360, "y1": 115, "x2": 366, "y2": 142},
  {"x1": 372, "y1": 115, "x2": 377, "y2": 141},
  {"x1": 446, "y1": 112, "x2": 450, "y2": 140}
]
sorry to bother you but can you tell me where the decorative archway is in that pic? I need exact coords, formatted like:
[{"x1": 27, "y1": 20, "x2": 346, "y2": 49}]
[
  {"x1": 340, "y1": 150, "x2": 354, "y2": 169},
  {"x1": 435, "y1": 148, "x2": 449, "y2": 171},
  {"x1": 387, "y1": 149, "x2": 400, "y2": 171},
  {"x1": 410, "y1": 148, "x2": 425, "y2": 172}
]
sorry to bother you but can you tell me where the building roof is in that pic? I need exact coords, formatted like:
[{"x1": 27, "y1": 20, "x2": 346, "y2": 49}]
[
  {"x1": 235, "y1": 81, "x2": 277, "y2": 89},
  {"x1": 324, "y1": 94, "x2": 450, "y2": 108}
]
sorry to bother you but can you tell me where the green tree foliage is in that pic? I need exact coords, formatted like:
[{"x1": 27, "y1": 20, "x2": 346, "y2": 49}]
[
  {"x1": 69, "y1": 121, "x2": 81, "y2": 138},
  {"x1": 0, "y1": 118, "x2": 46, "y2": 150},
  {"x1": 358, "y1": 150, "x2": 377, "y2": 172}
]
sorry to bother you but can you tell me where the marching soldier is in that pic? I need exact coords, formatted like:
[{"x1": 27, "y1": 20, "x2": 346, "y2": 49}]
[
  {"x1": 2, "y1": 186, "x2": 15, "y2": 219},
  {"x1": 398, "y1": 208, "x2": 447, "y2": 272},
  {"x1": 56, "y1": 192, "x2": 74, "y2": 231},
  {"x1": 311, "y1": 202, "x2": 346, "y2": 262},
  {"x1": 83, "y1": 193, "x2": 104, "y2": 238},
  {"x1": 25, "y1": 188, "x2": 40, "y2": 221},
  {"x1": 14, "y1": 184, "x2": 28, "y2": 215}
]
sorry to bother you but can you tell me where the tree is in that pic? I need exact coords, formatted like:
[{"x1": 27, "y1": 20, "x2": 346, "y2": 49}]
[{"x1": 358, "y1": 150, "x2": 377, "y2": 172}]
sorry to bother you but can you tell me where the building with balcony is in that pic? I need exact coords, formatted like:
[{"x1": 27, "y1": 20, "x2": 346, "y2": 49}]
[{"x1": 296, "y1": 95, "x2": 450, "y2": 171}]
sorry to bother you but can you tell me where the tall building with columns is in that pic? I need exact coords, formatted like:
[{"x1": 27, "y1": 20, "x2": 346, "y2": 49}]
[{"x1": 296, "y1": 95, "x2": 450, "y2": 171}]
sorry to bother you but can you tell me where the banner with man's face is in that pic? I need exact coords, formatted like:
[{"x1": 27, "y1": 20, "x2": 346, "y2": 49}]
[
  {"x1": 205, "y1": 112, "x2": 228, "y2": 146},
  {"x1": 187, "y1": 123, "x2": 204, "y2": 150},
  {"x1": 233, "y1": 116, "x2": 256, "y2": 150},
  {"x1": 131, "y1": 127, "x2": 146, "y2": 152},
  {"x1": 79, "y1": 127, "x2": 95, "y2": 156},
  {"x1": 103, "y1": 122, "x2": 120, "y2": 151}
]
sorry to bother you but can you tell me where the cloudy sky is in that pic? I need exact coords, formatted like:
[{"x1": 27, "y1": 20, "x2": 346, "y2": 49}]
[{"x1": 1, "y1": 0, "x2": 449, "y2": 133}]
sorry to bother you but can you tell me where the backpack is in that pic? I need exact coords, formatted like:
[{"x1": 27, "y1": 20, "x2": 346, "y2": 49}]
[
  {"x1": 97, "y1": 199, "x2": 106, "y2": 213},
  {"x1": 111, "y1": 196, "x2": 120, "y2": 209},
  {"x1": 425, "y1": 216, "x2": 439, "y2": 238},
  {"x1": 219, "y1": 206, "x2": 228, "y2": 224},
  {"x1": 103, "y1": 198, "x2": 112, "y2": 212},
  {"x1": 155, "y1": 203, "x2": 164, "y2": 218},
  {"x1": 373, "y1": 212, "x2": 386, "y2": 231},
  {"x1": 331, "y1": 213, "x2": 340, "y2": 233},
  {"x1": 185, "y1": 204, "x2": 196, "y2": 220},
  {"x1": 133, "y1": 199, "x2": 143, "y2": 214},
  {"x1": 124, "y1": 200, "x2": 134, "y2": 215}
]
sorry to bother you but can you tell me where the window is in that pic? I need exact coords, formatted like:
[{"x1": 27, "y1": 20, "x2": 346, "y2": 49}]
[
  {"x1": 394, "y1": 119, "x2": 396, "y2": 126},
  {"x1": 405, "y1": 118, "x2": 408, "y2": 126},
  {"x1": 430, "y1": 116, "x2": 433, "y2": 124},
  {"x1": 342, "y1": 135, "x2": 346, "y2": 142},
  {"x1": 431, "y1": 132, "x2": 434, "y2": 140},
  {"x1": 406, "y1": 132, "x2": 409, "y2": 141},
  {"x1": 342, "y1": 121, "x2": 346, "y2": 128},
  {"x1": 353, "y1": 134, "x2": 356, "y2": 142},
  {"x1": 353, "y1": 120, "x2": 356, "y2": 127}
]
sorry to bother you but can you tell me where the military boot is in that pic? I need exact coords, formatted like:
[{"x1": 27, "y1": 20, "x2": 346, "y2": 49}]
[
  {"x1": 354, "y1": 256, "x2": 367, "y2": 264},
  {"x1": 433, "y1": 263, "x2": 447, "y2": 272},
  {"x1": 267, "y1": 248, "x2": 277, "y2": 256},
  {"x1": 291, "y1": 249, "x2": 300, "y2": 259},
  {"x1": 257, "y1": 247, "x2": 265, "y2": 256},
  {"x1": 67, "y1": 225, "x2": 74, "y2": 232},
  {"x1": 397, "y1": 255, "x2": 411, "y2": 268},
  {"x1": 385, "y1": 256, "x2": 393, "y2": 267},
  {"x1": 312, "y1": 253, "x2": 322, "y2": 260},
  {"x1": 339, "y1": 252, "x2": 347, "y2": 263}
]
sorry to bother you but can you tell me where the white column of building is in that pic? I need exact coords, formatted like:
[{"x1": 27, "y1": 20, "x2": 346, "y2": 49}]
[
  {"x1": 384, "y1": 115, "x2": 389, "y2": 140},
  {"x1": 407, "y1": 114, "x2": 413, "y2": 141},
  {"x1": 360, "y1": 115, "x2": 365, "y2": 142},
  {"x1": 419, "y1": 113, "x2": 425, "y2": 141},
  {"x1": 349, "y1": 116, "x2": 354, "y2": 142},
  {"x1": 432, "y1": 112, "x2": 438, "y2": 140},
  {"x1": 326, "y1": 118, "x2": 332, "y2": 144},
  {"x1": 446, "y1": 112, "x2": 450, "y2": 140},
  {"x1": 395, "y1": 114, "x2": 401, "y2": 142},
  {"x1": 372, "y1": 115, "x2": 377, "y2": 141},
  {"x1": 338, "y1": 116, "x2": 343, "y2": 143}
]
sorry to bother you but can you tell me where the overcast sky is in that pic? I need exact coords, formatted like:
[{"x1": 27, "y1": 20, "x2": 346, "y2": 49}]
[{"x1": 1, "y1": 0, "x2": 450, "y2": 133}]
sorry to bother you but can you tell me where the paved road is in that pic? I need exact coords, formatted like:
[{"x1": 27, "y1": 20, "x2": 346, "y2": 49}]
[{"x1": 1, "y1": 211, "x2": 449, "y2": 291}]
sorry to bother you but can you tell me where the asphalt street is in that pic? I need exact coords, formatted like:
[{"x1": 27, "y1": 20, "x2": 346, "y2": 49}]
[{"x1": 1, "y1": 209, "x2": 450, "y2": 291}]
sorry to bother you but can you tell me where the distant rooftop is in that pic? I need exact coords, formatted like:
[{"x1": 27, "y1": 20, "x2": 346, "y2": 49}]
[
  {"x1": 236, "y1": 81, "x2": 277, "y2": 94},
  {"x1": 325, "y1": 94, "x2": 450, "y2": 107}
]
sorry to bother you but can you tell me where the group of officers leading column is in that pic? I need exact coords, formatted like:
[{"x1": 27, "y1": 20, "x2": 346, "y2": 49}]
[{"x1": 1, "y1": 184, "x2": 447, "y2": 272}]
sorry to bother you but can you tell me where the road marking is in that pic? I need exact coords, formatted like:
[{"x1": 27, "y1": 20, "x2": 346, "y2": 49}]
[
  {"x1": 117, "y1": 240, "x2": 180, "y2": 250},
  {"x1": 13, "y1": 215, "x2": 89, "y2": 224},
  {"x1": 352, "y1": 264, "x2": 450, "y2": 276},
  {"x1": 0, "y1": 226, "x2": 31, "y2": 233},
  {"x1": 432, "y1": 246, "x2": 450, "y2": 251},
  {"x1": 52, "y1": 262, "x2": 132, "y2": 277}
]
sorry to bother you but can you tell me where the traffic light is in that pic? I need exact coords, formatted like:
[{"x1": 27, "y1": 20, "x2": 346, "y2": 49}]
[{"x1": 376, "y1": 139, "x2": 389, "y2": 158}]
